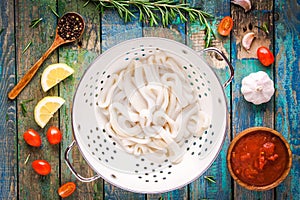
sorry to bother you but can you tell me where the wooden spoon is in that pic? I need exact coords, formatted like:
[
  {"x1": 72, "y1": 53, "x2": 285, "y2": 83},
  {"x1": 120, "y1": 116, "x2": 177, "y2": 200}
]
[{"x1": 8, "y1": 12, "x2": 85, "y2": 100}]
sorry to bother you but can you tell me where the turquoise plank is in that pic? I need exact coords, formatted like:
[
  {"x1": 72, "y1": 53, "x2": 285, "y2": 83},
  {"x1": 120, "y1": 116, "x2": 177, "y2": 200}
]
[
  {"x1": 0, "y1": 0, "x2": 17, "y2": 199},
  {"x1": 274, "y1": 1, "x2": 300, "y2": 199}
]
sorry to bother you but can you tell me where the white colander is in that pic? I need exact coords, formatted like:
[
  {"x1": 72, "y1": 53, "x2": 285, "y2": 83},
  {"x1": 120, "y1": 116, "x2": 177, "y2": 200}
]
[{"x1": 65, "y1": 37, "x2": 234, "y2": 193}]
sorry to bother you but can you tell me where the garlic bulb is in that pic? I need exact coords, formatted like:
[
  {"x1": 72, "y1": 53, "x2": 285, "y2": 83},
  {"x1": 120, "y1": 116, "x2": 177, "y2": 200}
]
[
  {"x1": 242, "y1": 32, "x2": 255, "y2": 50},
  {"x1": 241, "y1": 71, "x2": 275, "y2": 105},
  {"x1": 231, "y1": 0, "x2": 252, "y2": 12}
]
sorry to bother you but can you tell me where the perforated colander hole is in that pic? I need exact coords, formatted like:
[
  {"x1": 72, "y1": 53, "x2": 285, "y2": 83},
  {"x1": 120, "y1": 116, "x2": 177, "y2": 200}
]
[
  {"x1": 211, "y1": 132, "x2": 214, "y2": 136},
  {"x1": 111, "y1": 174, "x2": 117, "y2": 179},
  {"x1": 182, "y1": 49, "x2": 187, "y2": 54}
]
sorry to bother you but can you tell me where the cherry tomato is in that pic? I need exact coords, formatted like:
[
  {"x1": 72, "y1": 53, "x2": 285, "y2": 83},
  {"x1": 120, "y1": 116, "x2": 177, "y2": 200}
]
[
  {"x1": 32, "y1": 160, "x2": 51, "y2": 175},
  {"x1": 47, "y1": 126, "x2": 62, "y2": 145},
  {"x1": 218, "y1": 16, "x2": 233, "y2": 36},
  {"x1": 257, "y1": 46, "x2": 275, "y2": 66},
  {"x1": 23, "y1": 129, "x2": 42, "y2": 147},
  {"x1": 58, "y1": 182, "x2": 76, "y2": 198}
]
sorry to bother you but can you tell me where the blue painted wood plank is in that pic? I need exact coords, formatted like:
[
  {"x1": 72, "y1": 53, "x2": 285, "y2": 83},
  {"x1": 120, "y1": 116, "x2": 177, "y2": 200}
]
[
  {"x1": 231, "y1": 0, "x2": 275, "y2": 199},
  {"x1": 0, "y1": 0, "x2": 17, "y2": 199},
  {"x1": 274, "y1": 1, "x2": 300, "y2": 199}
]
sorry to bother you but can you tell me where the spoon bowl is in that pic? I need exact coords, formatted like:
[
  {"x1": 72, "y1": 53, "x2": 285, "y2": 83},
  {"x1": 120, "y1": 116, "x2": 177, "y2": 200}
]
[{"x1": 8, "y1": 12, "x2": 85, "y2": 100}]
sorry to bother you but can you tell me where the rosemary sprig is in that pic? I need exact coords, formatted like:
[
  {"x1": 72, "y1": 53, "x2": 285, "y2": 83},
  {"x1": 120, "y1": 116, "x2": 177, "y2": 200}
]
[
  {"x1": 87, "y1": 0, "x2": 214, "y2": 47},
  {"x1": 204, "y1": 175, "x2": 216, "y2": 183},
  {"x1": 29, "y1": 18, "x2": 43, "y2": 28}
]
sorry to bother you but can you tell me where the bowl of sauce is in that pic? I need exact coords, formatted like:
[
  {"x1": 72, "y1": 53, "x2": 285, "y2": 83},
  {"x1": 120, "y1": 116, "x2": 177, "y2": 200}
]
[{"x1": 227, "y1": 127, "x2": 292, "y2": 191}]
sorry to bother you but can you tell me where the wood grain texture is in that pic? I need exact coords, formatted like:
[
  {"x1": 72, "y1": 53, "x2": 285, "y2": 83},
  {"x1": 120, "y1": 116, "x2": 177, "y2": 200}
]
[
  {"x1": 0, "y1": 0, "x2": 17, "y2": 199},
  {"x1": 1, "y1": 0, "x2": 298, "y2": 199},
  {"x1": 16, "y1": 0, "x2": 60, "y2": 199},
  {"x1": 57, "y1": 0, "x2": 103, "y2": 199},
  {"x1": 231, "y1": 0, "x2": 275, "y2": 199},
  {"x1": 274, "y1": 1, "x2": 300, "y2": 199}
]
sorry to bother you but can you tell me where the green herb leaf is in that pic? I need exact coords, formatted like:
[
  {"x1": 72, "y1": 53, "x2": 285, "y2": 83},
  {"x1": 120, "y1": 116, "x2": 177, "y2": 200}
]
[
  {"x1": 20, "y1": 98, "x2": 34, "y2": 116},
  {"x1": 22, "y1": 41, "x2": 32, "y2": 54},
  {"x1": 204, "y1": 175, "x2": 216, "y2": 183},
  {"x1": 83, "y1": 0, "x2": 90, "y2": 7},
  {"x1": 48, "y1": 6, "x2": 59, "y2": 17},
  {"x1": 0, "y1": 28, "x2": 4, "y2": 35},
  {"x1": 24, "y1": 154, "x2": 31, "y2": 165},
  {"x1": 29, "y1": 18, "x2": 43, "y2": 28}
]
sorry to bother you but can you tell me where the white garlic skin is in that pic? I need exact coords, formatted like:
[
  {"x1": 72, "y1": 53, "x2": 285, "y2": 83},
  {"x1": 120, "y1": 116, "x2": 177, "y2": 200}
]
[
  {"x1": 242, "y1": 32, "x2": 255, "y2": 50},
  {"x1": 231, "y1": 0, "x2": 252, "y2": 12},
  {"x1": 241, "y1": 71, "x2": 275, "y2": 105}
]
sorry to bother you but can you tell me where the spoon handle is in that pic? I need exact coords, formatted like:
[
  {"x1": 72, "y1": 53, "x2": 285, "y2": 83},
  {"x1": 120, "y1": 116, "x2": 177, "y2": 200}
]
[{"x1": 8, "y1": 37, "x2": 64, "y2": 100}]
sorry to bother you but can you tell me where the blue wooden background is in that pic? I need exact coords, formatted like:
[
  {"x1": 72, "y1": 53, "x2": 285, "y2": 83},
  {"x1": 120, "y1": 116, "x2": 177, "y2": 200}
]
[{"x1": 0, "y1": 0, "x2": 299, "y2": 199}]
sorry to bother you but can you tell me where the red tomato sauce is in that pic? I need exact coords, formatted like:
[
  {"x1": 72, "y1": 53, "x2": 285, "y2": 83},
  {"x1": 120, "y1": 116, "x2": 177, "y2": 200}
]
[{"x1": 230, "y1": 131, "x2": 288, "y2": 186}]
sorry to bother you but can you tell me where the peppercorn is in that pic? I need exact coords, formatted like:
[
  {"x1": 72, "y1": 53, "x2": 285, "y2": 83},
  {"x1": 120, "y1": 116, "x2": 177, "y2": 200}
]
[{"x1": 57, "y1": 13, "x2": 84, "y2": 41}]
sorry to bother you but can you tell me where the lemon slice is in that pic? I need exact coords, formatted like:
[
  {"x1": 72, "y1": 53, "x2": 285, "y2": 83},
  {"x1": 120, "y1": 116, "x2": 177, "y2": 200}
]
[
  {"x1": 34, "y1": 96, "x2": 65, "y2": 128},
  {"x1": 41, "y1": 63, "x2": 74, "y2": 92}
]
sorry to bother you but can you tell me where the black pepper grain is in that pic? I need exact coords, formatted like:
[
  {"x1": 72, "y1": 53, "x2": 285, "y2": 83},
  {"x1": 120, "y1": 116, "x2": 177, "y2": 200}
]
[{"x1": 57, "y1": 13, "x2": 84, "y2": 41}]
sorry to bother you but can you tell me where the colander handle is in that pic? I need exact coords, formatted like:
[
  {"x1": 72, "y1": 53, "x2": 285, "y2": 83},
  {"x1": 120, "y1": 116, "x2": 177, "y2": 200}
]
[
  {"x1": 201, "y1": 47, "x2": 234, "y2": 88},
  {"x1": 65, "y1": 140, "x2": 101, "y2": 182}
]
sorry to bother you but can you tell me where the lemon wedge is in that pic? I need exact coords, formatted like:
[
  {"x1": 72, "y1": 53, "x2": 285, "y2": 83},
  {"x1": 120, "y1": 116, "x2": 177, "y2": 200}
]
[
  {"x1": 34, "y1": 96, "x2": 65, "y2": 128},
  {"x1": 41, "y1": 63, "x2": 74, "y2": 92}
]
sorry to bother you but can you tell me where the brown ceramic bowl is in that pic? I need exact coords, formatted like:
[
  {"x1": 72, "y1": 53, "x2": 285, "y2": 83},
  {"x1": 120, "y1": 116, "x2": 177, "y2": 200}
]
[{"x1": 227, "y1": 127, "x2": 292, "y2": 191}]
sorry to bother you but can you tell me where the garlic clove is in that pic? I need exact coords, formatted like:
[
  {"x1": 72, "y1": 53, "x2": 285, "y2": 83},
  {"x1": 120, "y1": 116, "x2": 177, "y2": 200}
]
[
  {"x1": 242, "y1": 32, "x2": 255, "y2": 50},
  {"x1": 231, "y1": 0, "x2": 252, "y2": 12}
]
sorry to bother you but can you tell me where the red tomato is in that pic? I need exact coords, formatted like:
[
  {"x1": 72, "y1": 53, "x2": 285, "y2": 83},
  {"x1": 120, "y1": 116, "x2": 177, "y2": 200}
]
[
  {"x1": 32, "y1": 160, "x2": 51, "y2": 175},
  {"x1": 257, "y1": 46, "x2": 275, "y2": 66},
  {"x1": 23, "y1": 129, "x2": 42, "y2": 147},
  {"x1": 58, "y1": 182, "x2": 76, "y2": 198},
  {"x1": 47, "y1": 126, "x2": 62, "y2": 145},
  {"x1": 218, "y1": 16, "x2": 233, "y2": 36}
]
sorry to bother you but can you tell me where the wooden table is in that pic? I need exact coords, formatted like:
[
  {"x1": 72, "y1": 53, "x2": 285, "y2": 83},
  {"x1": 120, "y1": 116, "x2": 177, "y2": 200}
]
[{"x1": 1, "y1": 0, "x2": 299, "y2": 199}]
